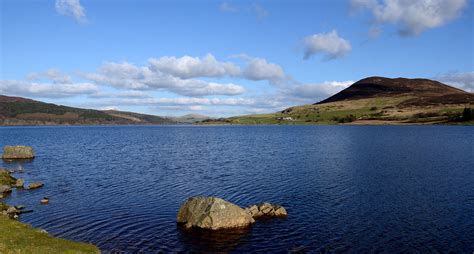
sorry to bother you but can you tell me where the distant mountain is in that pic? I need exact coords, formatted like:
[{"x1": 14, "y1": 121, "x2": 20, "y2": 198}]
[
  {"x1": 168, "y1": 114, "x2": 212, "y2": 123},
  {"x1": 0, "y1": 95, "x2": 175, "y2": 125},
  {"x1": 203, "y1": 77, "x2": 474, "y2": 125}
]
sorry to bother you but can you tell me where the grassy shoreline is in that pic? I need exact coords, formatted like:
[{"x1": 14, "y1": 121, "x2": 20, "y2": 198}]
[{"x1": 0, "y1": 216, "x2": 99, "y2": 254}]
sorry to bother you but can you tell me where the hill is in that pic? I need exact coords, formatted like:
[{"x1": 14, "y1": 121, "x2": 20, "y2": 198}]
[
  {"x1": 0, "y1": 95, "x2": 176, "y2": 125},
  {"x1": 202, "y1": 77, "x2": 474, "y2": 125},
  {"x1": 318, "y1": 77, "x2": 472, "y2": 105}
]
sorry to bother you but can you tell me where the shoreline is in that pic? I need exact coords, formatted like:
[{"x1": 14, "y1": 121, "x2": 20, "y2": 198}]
[
  {"x1": 0, "y1": 120, "x2": 473, "y2": 127},
  {"x1": 0, "y1": 167, "x2": 100, "y2": 253}
]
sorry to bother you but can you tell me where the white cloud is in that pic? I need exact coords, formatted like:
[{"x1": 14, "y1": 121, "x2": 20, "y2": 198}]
[
  {"x1": 86, "y1": 54, "x2": 288, "y2": 94},
  {"x1": 26, "y1": 69, "x2": 73, "y2": 84},
  {"x1": 189, "y1": 105, "x2": 204, "y2": 111},
  {"x1": 289, "y1": 81, "x2": 354, "y2": 99},
  {"x1": 55, "y1": 0, "x2": 86, "y2": 23},
  {"x1": 434, "y1": 71, "x2": 474, "y2": 92},
  {"x1": 219, "y1": 2, "x2": 268, "y2": 19},
  {"x1": 219, "y1": 2, "x2": 239, "y2": 12},
  {"x1": 0, "y1": 80, "x2": 98, "y2": 98},
  {"x1": 89, "y1": 90, "x2": 152, "y2": 99},
  {"x1": 242, "y1": 57, "x2": 287, "y2": 83},
  {"x1": 83, "y1": 61, "x2": 245, "y2": 97},
  {"x1": 303, "y1": 30, "x2": 352, "y2": 60},
  {"x1": 148, "y1": 54, "x2": 241, "y2": 79},
  {"x1": 351, "y1": 0, "x2": 468, "y2": 36}
]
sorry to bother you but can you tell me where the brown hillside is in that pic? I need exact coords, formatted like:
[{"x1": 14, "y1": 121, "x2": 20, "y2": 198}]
[{"x1": 317, "y1": 77, "x2": 474, "y2": 106}]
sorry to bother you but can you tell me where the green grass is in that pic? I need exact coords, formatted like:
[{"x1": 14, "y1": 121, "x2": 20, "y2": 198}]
[
  {"x1": 201, "y1": 96, "x2": 472, "y2": 125},
  {"x1": 0, "y1": 216, "x2": 99, "y2": 254}
]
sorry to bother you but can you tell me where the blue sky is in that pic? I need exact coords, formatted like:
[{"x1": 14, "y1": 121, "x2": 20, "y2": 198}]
[{"x1": 1, "y1": 0, "x2": 473, "y2": 116}]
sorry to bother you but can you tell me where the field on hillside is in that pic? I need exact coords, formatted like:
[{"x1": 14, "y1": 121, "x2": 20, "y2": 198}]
[{"x1": 202, "y1": 96, "x2": 474, "y2": 125}]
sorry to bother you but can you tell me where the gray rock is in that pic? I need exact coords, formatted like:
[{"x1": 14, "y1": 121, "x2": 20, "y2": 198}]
[
  {"x1": 245, "y1": 202, "x2": 288, "y2": 219},
  {"x1": 177, "y1": 196, "x2": 255, "y2": 230},
  {"x1": 27, "y1": 182, "x2": 44, "y2": 190},
  {"x1": 0, "y1": 185, "x2": 12, "y2": 194},
  {"x1": 15, "y1": 178, "x2": 24, "y2": 188},
  {"x1": 6, "y1": 206, "x2": 18, "y2": 215},
  {"x1": 2, "y1": 146, "x2": 35, "y2": 159},
  {"x1": 274, "y1": 206, "x2": 288, "y2": 217}
]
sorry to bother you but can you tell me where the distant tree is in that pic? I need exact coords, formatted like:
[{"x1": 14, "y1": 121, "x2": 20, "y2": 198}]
[{"x1": 462, "y1": 108, "x2": 472, "y2": 121}]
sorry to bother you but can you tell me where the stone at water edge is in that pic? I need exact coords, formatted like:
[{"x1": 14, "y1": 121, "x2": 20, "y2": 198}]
[
  {"x1": 0, "y1": 169, "x2": 17, "y2": 185},
  {"x1": 177, "y1": 196, "x2": 255, "y2": 230},
  {"x1": 2, "y1": 146, "x2": 35, "y2": 159},
  {"x1": 0, "y1": 185, "x2": 12, "y2": 194},
  {"x1": 6, "y1": 206, "x2": 18, "y2": 215},
  {"x1": 1, "y1": 203, "x2": 20, "y2": 218},
  {"x1": 15, "y1": 178, "x2": 25, "y2": 188},
  {"x1": 27, "y1": 182, "x2": 44, "y2": 190}
]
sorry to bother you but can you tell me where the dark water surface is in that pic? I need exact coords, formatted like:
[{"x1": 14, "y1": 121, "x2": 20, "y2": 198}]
[{"x1": 1, "y1": 125, "x2": 473, "y2": 253}]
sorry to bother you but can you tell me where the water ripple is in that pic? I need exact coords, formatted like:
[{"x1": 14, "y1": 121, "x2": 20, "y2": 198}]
[{"x1": 0, "y1": 125, "x2": 473, "y2": 252}]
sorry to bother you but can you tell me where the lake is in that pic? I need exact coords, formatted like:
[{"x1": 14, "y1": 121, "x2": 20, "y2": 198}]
[{"x1": 1, "y1": 125, "x2": 473, "y2": 253}]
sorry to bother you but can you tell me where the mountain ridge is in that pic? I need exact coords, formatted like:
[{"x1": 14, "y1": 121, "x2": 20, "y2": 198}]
[
  {"x1": 317, "y1": 76, "x2": 472, "y2": 104},
  {"x1": 0, "y1": 95, "x2": 176, "y2": 125}
]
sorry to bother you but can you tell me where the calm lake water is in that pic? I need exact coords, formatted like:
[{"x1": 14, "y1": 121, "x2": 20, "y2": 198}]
[{"x1": 1, "y1": 125, "x2": 473, "y2": 253}]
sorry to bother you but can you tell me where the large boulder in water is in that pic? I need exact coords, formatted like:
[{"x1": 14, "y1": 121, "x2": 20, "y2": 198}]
[
  {"x1": 2, "y1": 146, "x2": 35, "y2": 160},
  {"x1": 177, "y1": 196, "x2": 255, "y2": 230}
]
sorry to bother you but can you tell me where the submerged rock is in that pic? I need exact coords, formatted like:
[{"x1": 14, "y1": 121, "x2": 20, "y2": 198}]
[
  {"x1": 177, "y1": 196, "x2": 255, "y2": 230},
  {"x1": 245, "y1": 202, "x2": 288, "y2": 219},
  {"x1": 2, "y1": 146, "x2": 35, "y2": 160},
  {"x1": 27, "y1": 182, "x2": 44, "y2": 190}
]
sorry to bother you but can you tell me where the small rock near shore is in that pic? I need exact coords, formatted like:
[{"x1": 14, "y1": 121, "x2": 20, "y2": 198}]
[
  {"x1": 2, "y1": 146, "x2": 35, "y2": 160},
  {"x1": 0, "y1": 169, "x2": 17, "y2": 185},
  {"x1": 28, "y1": 182, "x2": 44, "y2": 190},
  {"x1": 15, "y1": 178, "x2": 25, "y2": 188},
  {"x1": 1, "y1": 203, "x2": 20, "y2": 218},
  {"x1": 40, "y1": 197, "x2": 49, "y2": 204}
]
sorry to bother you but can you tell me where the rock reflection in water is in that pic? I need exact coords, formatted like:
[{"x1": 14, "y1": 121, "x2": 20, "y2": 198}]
[{"x1": 177, "y1": 225, "x2": 251, "y2": 252}]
